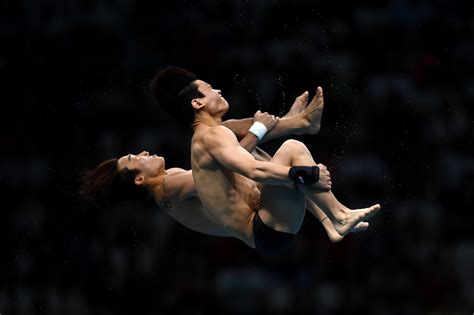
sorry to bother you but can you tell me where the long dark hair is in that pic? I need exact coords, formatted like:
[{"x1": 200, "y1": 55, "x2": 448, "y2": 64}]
[{"x1": 80, "y1": 158, "x2": 150, "y2": 207}]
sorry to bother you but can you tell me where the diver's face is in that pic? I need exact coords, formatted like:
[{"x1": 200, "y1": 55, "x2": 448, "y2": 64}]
[
  {"x1": 194, "y1": 80, "x2": 229, "y2": 113},
  {"x1": 117, "y1": 151, "x2": 165, "y2": 179}
]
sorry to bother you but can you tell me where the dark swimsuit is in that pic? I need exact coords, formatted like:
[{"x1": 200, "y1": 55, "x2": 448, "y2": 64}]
[{"x1": 253, "y1": 211, "x2": 295, "y2": 256}]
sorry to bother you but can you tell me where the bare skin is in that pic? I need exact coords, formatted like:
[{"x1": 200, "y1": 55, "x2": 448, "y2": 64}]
[
  {"x1": 285, "y1": 91, "x2": 309, "y2": 118},
  {"x1": 117, "y1": 93, "x2": 336, "y2": 239},
  {"x1": 278, "y1": 90, "x2": 371, "y2": 239},
  {"x1": 255, "y1": 87, "x2": 376, "y2": 238},
  {"x1": 190, "y1": 80, "x2": 380, "y2": 247},
  {"x1": 116, "y1": 90, "x2": 370, "y2": 245},
  {"x1": 283, "y1": 88, "x2": 323, "y2": 135},
  {"x1": 251, "y1": 102, "x2": 370, "y2": 242},
  {"x1": 251, "y1": 147, "x2": 369, "y2": 242},
  {"x1": 222, "y1": 86, "x2": 327, "y2": 140}
]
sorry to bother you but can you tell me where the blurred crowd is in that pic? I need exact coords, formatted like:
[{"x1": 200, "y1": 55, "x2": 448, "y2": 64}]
[{"x1": 3, "y1": 0, "x2": 473, "y2": 314}]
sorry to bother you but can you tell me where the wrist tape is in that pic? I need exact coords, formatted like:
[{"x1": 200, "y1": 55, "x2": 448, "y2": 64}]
[{"x1": 248, "y1": 122, "x2": 268, "y2": 141}]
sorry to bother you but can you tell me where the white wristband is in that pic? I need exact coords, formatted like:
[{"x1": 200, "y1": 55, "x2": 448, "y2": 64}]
[{"x1": 248, "y1": 121, "x2": 268, "y2": 141}]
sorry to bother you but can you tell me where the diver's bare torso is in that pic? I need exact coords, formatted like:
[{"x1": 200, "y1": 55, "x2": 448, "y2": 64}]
[
  {"x1": 152, "y1": 168, "x2": 231, "y2": 237},
  {"x1": 191, "y1": 124, "x2": 259, "y2": 246}
]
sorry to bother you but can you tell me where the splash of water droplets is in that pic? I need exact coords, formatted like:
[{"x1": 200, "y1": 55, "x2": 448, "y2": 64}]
[{"x1": 277, "y1": 75, "x2": 286, "y2": 116}]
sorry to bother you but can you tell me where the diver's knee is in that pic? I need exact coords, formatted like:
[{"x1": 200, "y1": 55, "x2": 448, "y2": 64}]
[{"x1": 282, "y1": 139, "x2": 311, "y2": 157}]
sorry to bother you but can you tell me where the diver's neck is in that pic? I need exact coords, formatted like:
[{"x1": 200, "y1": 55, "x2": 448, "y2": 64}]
[
  {"x1": 149, "y1": 173, "x2": 166, "y2": 200},
  {"x1": 193, "y1": 112, "x2": 222, "y2": 129}
]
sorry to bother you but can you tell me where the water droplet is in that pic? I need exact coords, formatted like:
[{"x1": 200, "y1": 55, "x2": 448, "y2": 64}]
[{"x1": 277, "y1": 76, "x2": 286, "y2": 114}]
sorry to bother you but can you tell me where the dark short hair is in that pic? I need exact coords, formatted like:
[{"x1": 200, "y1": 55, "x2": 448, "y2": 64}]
[
  {"x1": 80, "y1": 158, "x2": 150, "y2": 207},
  {"x1": 150, "y1": 65, "x2": 204, "y2": 125}
]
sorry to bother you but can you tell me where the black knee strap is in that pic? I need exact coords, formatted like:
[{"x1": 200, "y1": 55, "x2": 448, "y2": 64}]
[{"x1": 289, "y1": 165, "x2": 319, "y2": 185}]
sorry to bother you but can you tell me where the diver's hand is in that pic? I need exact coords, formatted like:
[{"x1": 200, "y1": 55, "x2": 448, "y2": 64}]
[
  {"x1": 314, "y1": 163, "x2": 331, "y2": 190},
  {"x1": 253, "y1": 110, "x2": 279, "y2": 132}
]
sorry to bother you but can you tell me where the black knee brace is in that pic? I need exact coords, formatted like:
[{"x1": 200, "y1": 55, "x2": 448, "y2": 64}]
[{"x1": 289, "y1": 165, "x2": 319, "y2": 185}]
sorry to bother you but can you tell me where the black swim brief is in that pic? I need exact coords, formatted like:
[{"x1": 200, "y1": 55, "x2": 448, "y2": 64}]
[{"x1": 253, "y1": 212, "x2": 295, "y2": 256}]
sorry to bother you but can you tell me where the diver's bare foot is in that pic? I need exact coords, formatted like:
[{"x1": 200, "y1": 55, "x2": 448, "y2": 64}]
[
  {"x1": 302, "y1": 86, "x2": 324, "y2": 134},
  {"x1": 333, "y1": 204, "x2": 381, "y2": 236},
  {"x1": 328, "y1": 221, "x2": 369, "y2": 243},
  {"x1": 283, "y1": 91, "x2": 309, "y2": 119},
  {"x1": 351, "y1": 221, "x2": 369, "y2": 233}
]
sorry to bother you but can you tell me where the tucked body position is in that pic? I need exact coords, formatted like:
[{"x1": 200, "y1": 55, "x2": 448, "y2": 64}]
[{"x1": 82, "y1": 66, "x2": 380, "y2": 256}]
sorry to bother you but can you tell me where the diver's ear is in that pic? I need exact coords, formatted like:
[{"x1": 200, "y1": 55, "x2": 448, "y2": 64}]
[
  {"x1": 191, "y1": 99, "x2": 205, "y2": 110},
  {"x1": 134, "y1": 174, "x2": 145, "y2": 186}
]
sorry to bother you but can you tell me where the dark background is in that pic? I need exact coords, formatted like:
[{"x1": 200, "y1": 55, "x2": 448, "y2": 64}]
[{"x1": 3, "y1": 1, "x2": 474, "y2": 314}]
